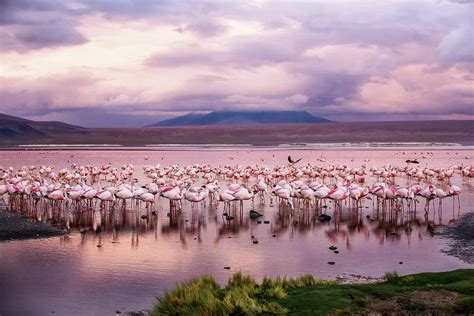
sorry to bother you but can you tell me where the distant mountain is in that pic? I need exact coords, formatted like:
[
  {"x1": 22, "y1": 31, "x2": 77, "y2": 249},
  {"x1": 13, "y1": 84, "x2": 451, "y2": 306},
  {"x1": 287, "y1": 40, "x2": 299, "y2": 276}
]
[
  {"x1": 146, "y1": 111, "x2": 331, "y2": 127},
  {"x1": 0, "y1": 113, "x2": 87, "y2": 139}
]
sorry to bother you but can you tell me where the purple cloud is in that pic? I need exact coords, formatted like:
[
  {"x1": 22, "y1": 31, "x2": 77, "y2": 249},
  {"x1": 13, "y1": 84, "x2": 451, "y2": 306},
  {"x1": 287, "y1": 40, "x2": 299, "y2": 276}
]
[{"x1": 0, "y1": 0, "x2": 472, "y2": 126}]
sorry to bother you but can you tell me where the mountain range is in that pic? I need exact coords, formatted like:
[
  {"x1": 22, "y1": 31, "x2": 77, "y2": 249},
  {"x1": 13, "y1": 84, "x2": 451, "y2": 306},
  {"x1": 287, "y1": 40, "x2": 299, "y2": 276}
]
[
  {"x1": 1, "y1": 112, "x2": 472, "y2": 146},
  {"x1": 146, "y1": 111, "x2": 331, "y2": 127}
]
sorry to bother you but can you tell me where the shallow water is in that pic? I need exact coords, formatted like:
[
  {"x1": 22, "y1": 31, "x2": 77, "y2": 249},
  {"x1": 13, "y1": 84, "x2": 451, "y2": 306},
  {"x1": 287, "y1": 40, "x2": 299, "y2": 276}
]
[{"x1": 0, "y1": 148, "x2": 473, "y2": 315}]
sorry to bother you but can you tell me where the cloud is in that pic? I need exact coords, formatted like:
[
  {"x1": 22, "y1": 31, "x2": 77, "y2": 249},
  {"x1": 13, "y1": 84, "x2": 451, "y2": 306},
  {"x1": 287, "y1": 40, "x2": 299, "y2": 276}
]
[
  {"x1": 175, "y1": 18, "x2": 229, "y2": 37},
  {"x1": 0, "y1": 0, "x2": 88, "y2": 52},
  {"x1": 437, "y1": 24, "x2": 474, "y2": 63}
]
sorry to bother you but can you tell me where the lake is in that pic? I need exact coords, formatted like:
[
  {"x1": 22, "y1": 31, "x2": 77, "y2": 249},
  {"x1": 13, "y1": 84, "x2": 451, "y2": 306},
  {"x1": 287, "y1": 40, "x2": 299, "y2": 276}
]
[{"x1": 0, "y1": 147, "x2": 473, "y2": 315}]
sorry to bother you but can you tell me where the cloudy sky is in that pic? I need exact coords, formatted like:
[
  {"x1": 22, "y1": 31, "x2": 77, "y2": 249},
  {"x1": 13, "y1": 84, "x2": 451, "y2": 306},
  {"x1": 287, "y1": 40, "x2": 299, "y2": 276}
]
[{"x1": 1, "y1": 0, "x2": 473, "y2": 127}]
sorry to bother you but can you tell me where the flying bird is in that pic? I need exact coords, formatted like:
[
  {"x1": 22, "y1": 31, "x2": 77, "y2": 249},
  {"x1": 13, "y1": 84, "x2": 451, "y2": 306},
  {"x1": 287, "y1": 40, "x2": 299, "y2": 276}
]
[{"x1": 288, "y1": 156, "x2": 302, "y2": 164}]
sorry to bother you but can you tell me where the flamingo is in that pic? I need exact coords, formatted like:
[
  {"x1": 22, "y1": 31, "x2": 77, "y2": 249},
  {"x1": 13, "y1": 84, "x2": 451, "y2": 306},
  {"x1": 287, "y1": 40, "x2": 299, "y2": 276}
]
[{"x1": 219, "y1": 190, "x2": 235, "y2": 212}]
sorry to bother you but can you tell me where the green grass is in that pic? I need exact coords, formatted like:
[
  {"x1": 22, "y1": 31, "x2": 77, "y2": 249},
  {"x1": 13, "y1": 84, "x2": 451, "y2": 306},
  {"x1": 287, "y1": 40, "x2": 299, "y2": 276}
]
[{"x1": 152, "y1": 269, "x2": 474, "y2": 315}]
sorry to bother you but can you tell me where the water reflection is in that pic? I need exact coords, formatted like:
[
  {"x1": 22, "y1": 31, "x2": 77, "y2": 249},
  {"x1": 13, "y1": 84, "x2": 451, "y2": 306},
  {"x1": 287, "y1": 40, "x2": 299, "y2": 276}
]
[{"x1": 4, "y1": 190, "x2": 463, "y2": 251}]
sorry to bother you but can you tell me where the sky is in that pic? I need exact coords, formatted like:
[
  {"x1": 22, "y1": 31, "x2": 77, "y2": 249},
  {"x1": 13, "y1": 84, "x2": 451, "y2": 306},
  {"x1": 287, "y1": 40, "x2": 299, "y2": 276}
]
[{"x1": 0, "y1": 0, "x2": 473, "y2": 127}]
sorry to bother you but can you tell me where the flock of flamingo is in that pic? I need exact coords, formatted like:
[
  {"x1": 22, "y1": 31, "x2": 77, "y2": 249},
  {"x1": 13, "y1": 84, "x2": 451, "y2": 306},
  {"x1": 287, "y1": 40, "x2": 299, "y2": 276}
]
[{"x1": 0, "y1": 158, "x2": 470, "y2": 224}]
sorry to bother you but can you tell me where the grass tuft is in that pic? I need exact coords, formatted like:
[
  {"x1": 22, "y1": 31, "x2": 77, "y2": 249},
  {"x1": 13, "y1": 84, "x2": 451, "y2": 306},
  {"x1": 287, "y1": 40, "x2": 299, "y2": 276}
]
[{"x1": 152, "y1": 269, "x2": 474, "y2": 315}]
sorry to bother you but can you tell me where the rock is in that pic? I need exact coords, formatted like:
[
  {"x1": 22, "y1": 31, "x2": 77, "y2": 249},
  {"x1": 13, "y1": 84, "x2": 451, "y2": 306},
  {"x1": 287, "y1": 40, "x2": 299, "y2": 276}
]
[
  {"x1": 399, "y1": 261, "x2": 403, "y2": 264},
  {"x1": 224, "y1": 266, "x2": 230, "y2": 270},
  {"x1": 253, "y1": 240, "x2": 259, "y2": 244},
  {"x1": 272, "y1": 234, "x2": 276, "y2": 237},
  {"x1": 249, "y1": 210, "x2": 263, "y2": 219},
  {"x1": 263, "y1": 220, "x2": 270, "y2": 224},
  {"x1": 257, "y1": 220, "x2": 262, "y2": 224},
  {"x1": 329, "y1": 246, "x2": 338, "y2": 250},
  {"x1": 318, "y1": 214, "x2": 331, "y2": 222},
  {"x1": 97, "y1": 244, "x2": 102, "y2": 248},
  {"x1": 328, "y1": 261, "x2": 335, "y2": 265},
  {"x1": 334, "y1": 250, "x2": 339, "y2": 254}
]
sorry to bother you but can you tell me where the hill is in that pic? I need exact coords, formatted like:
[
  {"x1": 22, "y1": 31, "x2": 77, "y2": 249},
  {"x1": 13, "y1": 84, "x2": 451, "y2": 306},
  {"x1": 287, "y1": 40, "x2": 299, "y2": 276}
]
[
  {"x1": 0, "y1": 113, "x2": 87, "y2": 140},
  {"x1": 146, "y1": 111, "x2": 331, "y2": 127}
]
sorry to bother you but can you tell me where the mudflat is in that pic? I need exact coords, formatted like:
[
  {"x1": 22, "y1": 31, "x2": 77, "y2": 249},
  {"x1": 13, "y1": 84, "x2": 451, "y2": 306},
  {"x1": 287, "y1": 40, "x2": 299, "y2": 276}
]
[
  {"x1": 0, "y1": 204, "x2": 64, "y2": 241},
  {"x1": 1, "y1": 121, "x2": 473, "y2": 146}
]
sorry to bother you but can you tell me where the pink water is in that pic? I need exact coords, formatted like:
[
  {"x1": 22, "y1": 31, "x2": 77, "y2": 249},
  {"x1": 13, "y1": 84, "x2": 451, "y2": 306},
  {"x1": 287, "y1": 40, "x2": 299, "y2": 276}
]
[{"x1": 0, "y1": 148, "x2": 473, "y2": 315}]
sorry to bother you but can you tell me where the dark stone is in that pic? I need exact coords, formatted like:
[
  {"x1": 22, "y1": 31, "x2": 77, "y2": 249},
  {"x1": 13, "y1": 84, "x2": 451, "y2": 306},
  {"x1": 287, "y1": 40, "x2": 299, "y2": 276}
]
[
  {"x1": 399, "y1": 261, "x2": 403, "y2": 264},
  {"x1": 250, "y1": 210, "x2": 263, "y2": 219},
  {"x1": 318, "y1": 214, "x2": 331, "y2": 222},
  {"x1": 272, "y1": 234, "x2": 277, "y2": 237},
  {"x1": 97, "y1": 245, "x2": 102, "y2": 248},
  {"x1": 334, "y1": 250, "x2": 339, "y2": 254},
  {"x1": 264, "y1": 220, "x2": 270, "y2": 224},
  {"x1": 329, "y1": 246, "x2": 338, "y2": 250},
  {"x1": 253, "y1": 240, "x2": 259, "y2": 244},
  {"x1": 328, "y1": 261, "x2": 335, "y2": 265},
  {"x1": 257, "y1": 220, "x2": 262, "y2": 224},
  {"x1": 224, "y1": 266, "x2": 230, "y2": 270}
]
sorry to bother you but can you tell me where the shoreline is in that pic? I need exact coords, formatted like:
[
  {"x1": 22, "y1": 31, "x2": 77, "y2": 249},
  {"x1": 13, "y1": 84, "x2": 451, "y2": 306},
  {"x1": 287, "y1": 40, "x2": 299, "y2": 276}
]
[
  {"x1": 1, "y1": 145, "x2": 474, "y2": 152},
  {"x1": 2, "y1": 121, "x2": 473, "y2": 147},
  {"x1": 0, "y1": 205, "x2": 64, "y2": 241}
]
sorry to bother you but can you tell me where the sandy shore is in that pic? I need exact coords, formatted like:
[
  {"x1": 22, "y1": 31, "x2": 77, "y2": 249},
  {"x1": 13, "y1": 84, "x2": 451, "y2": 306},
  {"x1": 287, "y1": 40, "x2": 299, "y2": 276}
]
[{"x1": 0, "y1": 204, "x2": 64, "y2": 241}]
